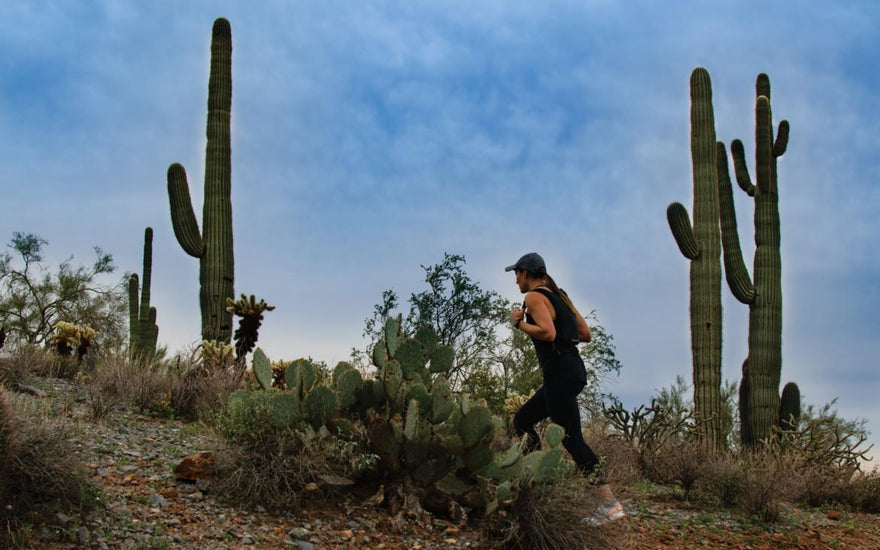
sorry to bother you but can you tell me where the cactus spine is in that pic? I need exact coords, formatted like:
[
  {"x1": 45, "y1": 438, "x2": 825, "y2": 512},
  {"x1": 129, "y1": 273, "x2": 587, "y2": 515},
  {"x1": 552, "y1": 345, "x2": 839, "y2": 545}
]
[
  {"x1": 167, "y1": 18, "x2": 235, "y2": 343},
  {"x1": 128, "y1": 227, "x2": 158, "y2": 359},
  {"x1": 666, "y1": 68, "x2": 723, "y2": 450},
  {"x1": 717, "y1": 73, "x2": 789, "y2": 446}
]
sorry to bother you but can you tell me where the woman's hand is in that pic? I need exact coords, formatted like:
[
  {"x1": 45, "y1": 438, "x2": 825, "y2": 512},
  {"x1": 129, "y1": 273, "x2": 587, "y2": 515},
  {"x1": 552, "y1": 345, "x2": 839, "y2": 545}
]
[{"x1": 510, "y1": 307, "x2": 525, "y2": 326}]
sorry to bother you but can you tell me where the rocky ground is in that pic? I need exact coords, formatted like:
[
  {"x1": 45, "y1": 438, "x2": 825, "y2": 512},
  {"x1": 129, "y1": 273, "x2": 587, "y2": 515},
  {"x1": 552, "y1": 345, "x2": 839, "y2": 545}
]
[{"x1": 10, "y1": 379, "x2": 880, "y2": 549}]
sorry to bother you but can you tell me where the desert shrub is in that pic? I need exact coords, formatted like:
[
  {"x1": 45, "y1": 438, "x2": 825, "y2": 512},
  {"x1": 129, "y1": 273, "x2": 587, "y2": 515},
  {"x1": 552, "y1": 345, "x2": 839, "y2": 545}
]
[
  {"x1": 166, "y1": 361, "x2": 243, "y2": 420},
  {"x1": 701, "y1": 453, "x2": 743, "y2": 508},
  {"x1": 792, "y1": 462, "x2": 853, "y2": 508},
  {"x1": 211, "y1": 389, "x2": 375, "y2": 508},
  {"x1": 0, "y1": 346, "x2": 56, "y2": 386},
  {"x1": 643, "y1": 437, "x2": 710, "y2": 501},
  {"x1": 729, "y1": 447, "x2": 806, "y2": 523},
  {"x1": 485, "y1": 476, "x2": 623, "y2": 550},
  {"x1": 0, "y1": 388, "x2": 95, "y2": 544},
  {"x1": 86, "y1": 354, "x2": 166, "y2": 418},
  {"x1": 601, "y1": 390, "x2": 697, "y2": 479},
  {"x1": 845, "y1": 469, "x2": 880, "y2": 513},
  {"x1": 582, "y1": 423, "x2": 641, "y2": 486},
  {"x1": 791, "y1": 461, "x2": 880, "y2": 512},
  {"x1": 86, "y1": 348, "x2": 244, "y2": 420},
  {"x1": 777, "y1": 400, "x2": 873, "y2": 477}
]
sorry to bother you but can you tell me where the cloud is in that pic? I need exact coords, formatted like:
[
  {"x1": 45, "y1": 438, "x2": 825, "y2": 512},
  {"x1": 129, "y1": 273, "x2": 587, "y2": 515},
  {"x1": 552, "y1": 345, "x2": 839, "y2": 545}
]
[{"x1": 0, "y1": 0, "x2": 878, "y2": 461}]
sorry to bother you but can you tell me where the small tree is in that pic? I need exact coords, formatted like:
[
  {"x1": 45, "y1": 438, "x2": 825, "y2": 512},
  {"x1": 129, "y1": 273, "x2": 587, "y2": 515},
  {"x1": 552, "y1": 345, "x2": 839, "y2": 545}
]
[
  {"x1": 358, "y1": 253, "x2": 510, "y2": 391},
  {"x1": 0, "y1": 233, "x2": 127, "y2": 354},
  {"x1": 356, "y1": 253, "x2": 622, "y2": 418}
]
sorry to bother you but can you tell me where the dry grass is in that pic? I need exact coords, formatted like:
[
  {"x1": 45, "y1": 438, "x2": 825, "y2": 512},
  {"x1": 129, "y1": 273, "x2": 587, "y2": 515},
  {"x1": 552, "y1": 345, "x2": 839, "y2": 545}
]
[
  {"x1": 85, "y1": 352, "x2": 244, "y2": 420},
  {"x1": 0, "y1": 346, "x2": 56, "y2": 386},
  {"x1": 582, "y1": 424, "x2": 642, "y2": 486},
  {"x1": 212, "y1": 436, "x2": 336, "y2": 509},
  {"x1": 486, "y1": 476, "x2": 624, "y2": 550},
  {"x1": 642, "y1": 438, "x2": 711, "y2": 501},
  {"x1": 0, "y1": 387, "x2": 95, "y2": 544},
  {"x1": 211, "y1": 389, "x2": 376, "y2": 509}
]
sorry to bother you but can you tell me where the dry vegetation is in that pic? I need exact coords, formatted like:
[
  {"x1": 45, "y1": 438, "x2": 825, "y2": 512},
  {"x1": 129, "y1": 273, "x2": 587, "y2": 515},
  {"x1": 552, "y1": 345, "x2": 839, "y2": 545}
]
[{"x1": 2, "y1": 349, "x2": 879, "y2": 549}]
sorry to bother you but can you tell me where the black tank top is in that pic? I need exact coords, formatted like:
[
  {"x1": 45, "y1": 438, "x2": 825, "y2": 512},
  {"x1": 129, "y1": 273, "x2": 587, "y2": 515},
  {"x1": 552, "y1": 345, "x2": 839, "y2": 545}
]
[{"x1": 525, "y1": 288, "x2": 587, "y2": 384}]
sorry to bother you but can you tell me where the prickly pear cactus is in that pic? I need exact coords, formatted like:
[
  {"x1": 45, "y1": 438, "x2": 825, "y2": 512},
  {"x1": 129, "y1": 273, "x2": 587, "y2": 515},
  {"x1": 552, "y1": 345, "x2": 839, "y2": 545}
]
[{"x1": 252, "y1": 348, "x2": 273, "y2": 390}]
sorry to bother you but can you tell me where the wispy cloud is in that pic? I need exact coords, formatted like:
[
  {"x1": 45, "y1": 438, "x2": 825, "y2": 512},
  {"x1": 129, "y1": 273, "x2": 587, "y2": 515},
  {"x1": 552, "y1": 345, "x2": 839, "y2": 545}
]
[{"x1": 0, "y1": 0, "x2": 877, "y2": 460}]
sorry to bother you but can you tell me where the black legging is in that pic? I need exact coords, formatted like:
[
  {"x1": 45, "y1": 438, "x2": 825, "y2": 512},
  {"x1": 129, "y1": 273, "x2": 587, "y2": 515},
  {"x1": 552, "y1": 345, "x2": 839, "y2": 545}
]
[{"x1": 513, "y1": 377, "x2": 600, "y2": 475}]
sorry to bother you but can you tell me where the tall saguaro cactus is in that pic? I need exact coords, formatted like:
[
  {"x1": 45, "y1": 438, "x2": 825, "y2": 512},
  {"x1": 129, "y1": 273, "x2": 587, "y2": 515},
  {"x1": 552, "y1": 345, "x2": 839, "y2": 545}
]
[
  {"x1": 129, "y1": 227, "x2": 158, "y2": 359},
  {"x1": 666, "y1": 68, "x2": 724, "y2": 450},
  {"x1": 717, "y1": 73, "x2": 789, "y2": 446},
  {"x1": 167, "y1": 18, "x2": 235, "y2": 343}
]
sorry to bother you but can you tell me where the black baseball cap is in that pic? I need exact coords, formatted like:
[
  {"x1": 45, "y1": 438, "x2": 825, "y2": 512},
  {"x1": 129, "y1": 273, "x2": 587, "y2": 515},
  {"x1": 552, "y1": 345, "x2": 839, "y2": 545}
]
[{"x1": 504, "y1": 252, "x2": 546, "y2": 273}]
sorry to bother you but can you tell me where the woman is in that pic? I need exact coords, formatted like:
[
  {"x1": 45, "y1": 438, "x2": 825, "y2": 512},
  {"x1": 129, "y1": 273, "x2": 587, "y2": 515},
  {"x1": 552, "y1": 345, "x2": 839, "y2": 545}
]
[{"x1": 505, "y1": 252, "x2": 624, "y2": 525}]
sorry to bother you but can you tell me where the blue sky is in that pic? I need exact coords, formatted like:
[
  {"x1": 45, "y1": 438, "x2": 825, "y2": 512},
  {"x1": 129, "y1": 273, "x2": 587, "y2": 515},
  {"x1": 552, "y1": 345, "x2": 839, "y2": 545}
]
[{"x1": 1, "y1": 1, "x2": 877, "y2": 464}]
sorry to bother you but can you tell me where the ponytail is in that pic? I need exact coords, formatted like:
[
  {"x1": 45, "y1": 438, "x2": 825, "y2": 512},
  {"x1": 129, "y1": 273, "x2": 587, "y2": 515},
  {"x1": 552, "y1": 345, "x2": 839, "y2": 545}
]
[{"x1": 530, "y1": 268, "x2": 580, "y2": 317}]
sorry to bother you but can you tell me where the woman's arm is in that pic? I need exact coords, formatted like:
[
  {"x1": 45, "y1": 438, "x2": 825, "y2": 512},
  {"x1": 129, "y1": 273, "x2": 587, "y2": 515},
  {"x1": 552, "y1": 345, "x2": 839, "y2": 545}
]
[
  {"x1": 574, "y1": 309, "x2": 592, "y2": 343},
  {"x1": 517, "y1": 291, "x2": 556, "y2": 342},
  {"x1": 558, "y1": 288, "x2": 592, "y2": 343}
]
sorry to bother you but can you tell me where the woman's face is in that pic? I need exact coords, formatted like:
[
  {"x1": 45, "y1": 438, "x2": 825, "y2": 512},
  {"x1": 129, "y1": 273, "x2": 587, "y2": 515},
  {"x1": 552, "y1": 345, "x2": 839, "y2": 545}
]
[{"x1": 514, "y1": 269, "x2": 528, "y2": 293}]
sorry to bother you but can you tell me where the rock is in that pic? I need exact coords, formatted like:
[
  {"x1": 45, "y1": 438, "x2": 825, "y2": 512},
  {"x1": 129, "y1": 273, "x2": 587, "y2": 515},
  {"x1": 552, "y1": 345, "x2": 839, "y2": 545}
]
[
  {"x1": 289, "y1": 527, "x2": 310, "y2": 538},
  {"x1": 173, "y1": 451, "x2": 215, "y2": 481},
  {"x1": 148, "y1": 493, "x2": 169, "y2": 508},
  {"x1": 76, "y1": 526, "x2": 91, "y2": 544},
  {"x1": 54, "y1": 512, "x2": 71, "y2": 525},
  {"x1": 11, "y1": 382, "x2": 47, "y2": 397},
  {"x1": 319, "y1": 474, "x2": 354, "y2": 486}
]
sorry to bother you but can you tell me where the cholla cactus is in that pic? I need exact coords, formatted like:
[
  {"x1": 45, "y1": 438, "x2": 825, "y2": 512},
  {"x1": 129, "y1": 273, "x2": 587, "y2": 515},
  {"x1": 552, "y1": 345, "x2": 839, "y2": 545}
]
[
  {"x1": 50, "y1": 321, "x2": 81, "y2": 356},
  {"x1": 77, "y1": 325, "x2": 98, "y2": 361},
  {"x1": 200, "y1": 339, "x2": 236, "y2": 370},
  {"x1": 226, "y1": 294, "x2": 275, "y2": 360},
  {"x1": 50, "y1": 321, "x2": 98, "y2": 360},
  {"x1": 504, "y1": 393, "x2": 530, "y2": 417},
  {"x1": 271, "y1": 359, "x2": 288, "y2": 388}
]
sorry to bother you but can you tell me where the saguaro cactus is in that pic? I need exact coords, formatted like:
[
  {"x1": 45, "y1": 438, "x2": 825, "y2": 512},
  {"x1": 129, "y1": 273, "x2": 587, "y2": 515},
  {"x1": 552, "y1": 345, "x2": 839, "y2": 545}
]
[
  {"x1": 717, "y1": 73, "x2": 789, "y2": 446},
  {"x1": 167, "y1": 18, "x2": 235, "y2": 343},
  {"x1": 666, "y1": 68, "x2": 724, "y2": 450},
  {"x1": 128, "y1": 227, "x2": 158, "y2": 359},
  {"x1": 778, "y1": 381, "x2": 801, "y2": 432}
]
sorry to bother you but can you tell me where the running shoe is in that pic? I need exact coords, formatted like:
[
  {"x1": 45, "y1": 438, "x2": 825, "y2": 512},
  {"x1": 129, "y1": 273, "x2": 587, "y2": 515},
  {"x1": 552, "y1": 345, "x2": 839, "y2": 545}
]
[{"x1": 583, "y1": 500, "x2": 626, "y2": 526}]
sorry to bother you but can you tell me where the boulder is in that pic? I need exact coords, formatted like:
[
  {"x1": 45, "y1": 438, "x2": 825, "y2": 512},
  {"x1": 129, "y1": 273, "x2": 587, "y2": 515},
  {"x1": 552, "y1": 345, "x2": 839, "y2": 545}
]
[{"x1": 173, "y1": 451, "x2": 215, "y2": 482}]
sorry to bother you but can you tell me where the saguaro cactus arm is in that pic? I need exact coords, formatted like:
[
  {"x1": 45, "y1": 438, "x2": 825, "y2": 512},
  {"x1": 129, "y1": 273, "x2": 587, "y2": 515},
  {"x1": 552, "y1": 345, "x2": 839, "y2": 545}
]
[
  {"x1": 128, "y1": 273, "x2": 140, "y2": 347},
  {"x1": 730, "y1": 140, "x2": 756, "y2": 196},
  {"x1": 167, "y1": 164, "x2": 205, "y2": 258},
  {"x1": 717, "y1": 142, "x2": 756, "y2": 304},
  {"x1": 667, "y1": 203, "x2": 701, "y2": 260}
]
